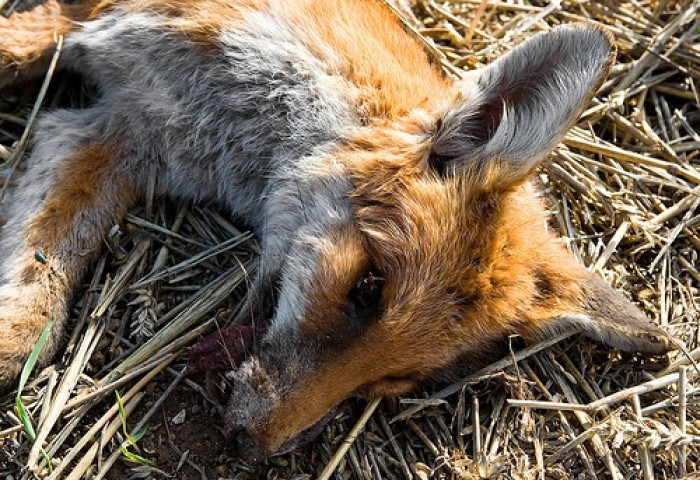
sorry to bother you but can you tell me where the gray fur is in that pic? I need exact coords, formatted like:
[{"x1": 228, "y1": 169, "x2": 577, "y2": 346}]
[
  {"x1": 0, "y1": 7, "x2": 360, "y2": 385},
  {"x1": 63, "y1": 10, "x2": 361, "y2": 340}
]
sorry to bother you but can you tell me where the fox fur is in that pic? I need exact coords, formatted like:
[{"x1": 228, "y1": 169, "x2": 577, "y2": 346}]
[{"x1": 0, "y1": 0, "x2": 674, "y2": 461}]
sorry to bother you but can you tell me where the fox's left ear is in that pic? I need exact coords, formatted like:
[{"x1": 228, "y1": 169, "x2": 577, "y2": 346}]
[
  {"x1": 527, "y1": 270, "x2": 677, "y2": 354},
  {"x1": 430, "y1": 25, "x2": 616, "y2": 188}
]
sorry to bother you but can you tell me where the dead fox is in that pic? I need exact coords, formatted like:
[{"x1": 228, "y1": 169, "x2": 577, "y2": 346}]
[{"x1": 0, "y1": 0, "x2": 674, "y2": 462}]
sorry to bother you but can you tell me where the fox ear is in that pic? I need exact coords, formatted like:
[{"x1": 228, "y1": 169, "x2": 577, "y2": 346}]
[
  {"x1": 430, "y1": 25, "x2": 615, "y2": 188},
  {"x1": 528, "y1": 271, "x2": 676, "y2": 354}
]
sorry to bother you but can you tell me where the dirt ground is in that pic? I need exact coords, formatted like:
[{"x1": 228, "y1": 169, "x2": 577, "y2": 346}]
[
  {"x1": 106, "y1": 378, "x2": 231, "y2": 480},
  {"x1": 104, "y1": 373, "x2": 368, "y2": 480}
]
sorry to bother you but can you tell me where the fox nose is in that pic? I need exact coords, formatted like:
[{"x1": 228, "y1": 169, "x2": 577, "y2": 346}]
[{"x1": 232, "y1": 427, "x2": 267, "y2": 463}]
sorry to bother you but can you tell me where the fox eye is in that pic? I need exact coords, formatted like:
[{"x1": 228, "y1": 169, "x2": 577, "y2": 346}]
[{"x1": 348, "y1": 270, "x2": 384, "y2": 317}]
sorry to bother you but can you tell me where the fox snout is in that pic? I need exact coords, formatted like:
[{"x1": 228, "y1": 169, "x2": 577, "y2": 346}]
[
  {"x1": 227, "y1": 402, "x2": 340, "y2": 463},
  {"x1": 220, "y1": 353, "x2": 341, "y2": 461},
  {"x1": 225, "y1": 377, "x2": 341, "y2": 462},
  {"x1": 229, "y1": 427, "x2": 266, "y2": 464}
]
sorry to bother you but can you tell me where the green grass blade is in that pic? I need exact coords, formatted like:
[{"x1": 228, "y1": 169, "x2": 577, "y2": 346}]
[
  {"x1": 131, "y1": 423, "x2": 149, "y2": 443},
  {"x1": 120, "y1": 443, "x2": 156, "y2": 467},
  {"x1": 115, "y1": 391, "x2": 129, "y2": 439},
  {"x1": 116, "y1": 391, "x2": 139, "y2": 451},
  {"x1": 16, "y1": 316, "x2": 55, "y2": 394},
  {"x1": 115, "y1": 391, "x2": 153, "y2": 466},
  {"x1": 15, "y1": 316, "x2": 56, "y2": 472}
]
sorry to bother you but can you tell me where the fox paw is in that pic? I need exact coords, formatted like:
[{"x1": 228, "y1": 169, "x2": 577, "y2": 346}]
[{"x1": 0, "y1": 294, "x2": 62, "y2": 391}]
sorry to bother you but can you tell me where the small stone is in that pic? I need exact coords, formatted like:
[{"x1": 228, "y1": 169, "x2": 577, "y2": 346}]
[
  {"x1": 215, "y1": 464, "x2": 229, "y2": 477},
  {"x1": 171, "y1": 409, "x2": 187, "y2": 425}
]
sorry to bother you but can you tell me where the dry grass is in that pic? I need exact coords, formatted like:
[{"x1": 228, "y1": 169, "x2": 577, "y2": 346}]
[{"x1": 1, "y1": 0, "x2": 699, "y2": 479}]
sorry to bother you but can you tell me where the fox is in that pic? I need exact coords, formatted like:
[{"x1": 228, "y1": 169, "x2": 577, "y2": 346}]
[{"x1": 0, "y1": 0, "x2": 676, "y2": 463}]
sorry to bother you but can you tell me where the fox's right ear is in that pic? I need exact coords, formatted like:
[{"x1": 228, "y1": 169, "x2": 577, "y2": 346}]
[{"x1": 430, "y1": 25, "x2": 615, "y2": 189}]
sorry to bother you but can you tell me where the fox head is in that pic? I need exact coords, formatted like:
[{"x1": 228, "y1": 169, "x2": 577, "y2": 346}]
[{"x1": 192, "y1": 24, "x2": 673, "y2": 461}]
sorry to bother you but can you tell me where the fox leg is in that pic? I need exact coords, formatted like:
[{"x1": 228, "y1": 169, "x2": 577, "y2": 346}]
[
  {"x1": 0, "y1": 0, "x2": 102, "y2": 89},
  {"x1": 0, "y1": 109, "x2": 141, "y2": 389}
]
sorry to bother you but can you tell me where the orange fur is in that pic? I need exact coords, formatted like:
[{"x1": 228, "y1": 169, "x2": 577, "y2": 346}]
[
  {"x1": 25, "y1": 144, "x2": 132, "y2": 253},
  {"x1": 111, "y1": 0, "x2": 266, "y2": 49},
  {"x1": 0, "y1": 0, "x2": 103, "y2": 87},
  {"x1": 282, "y1": 0, "x2": 450, "y2": 121}
]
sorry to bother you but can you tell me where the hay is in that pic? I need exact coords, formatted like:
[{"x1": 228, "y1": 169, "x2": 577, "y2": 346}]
[{"x1": 1, "y1": 0, "x2": 699, "y2": 478}]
